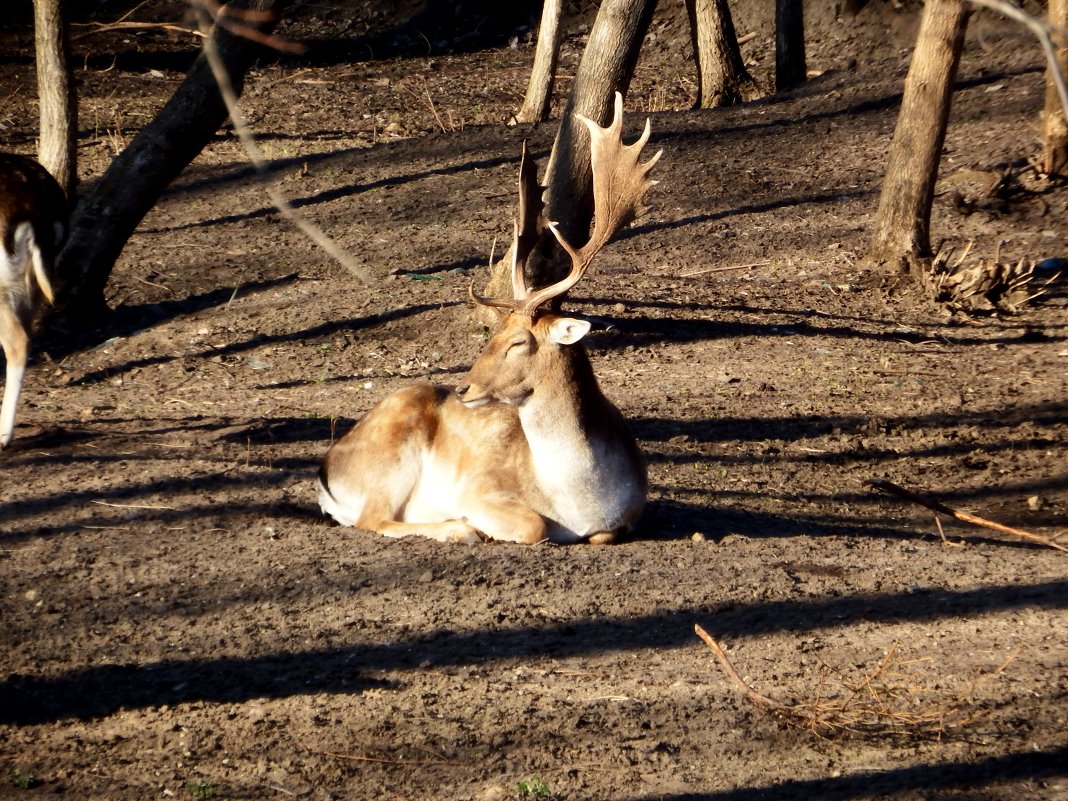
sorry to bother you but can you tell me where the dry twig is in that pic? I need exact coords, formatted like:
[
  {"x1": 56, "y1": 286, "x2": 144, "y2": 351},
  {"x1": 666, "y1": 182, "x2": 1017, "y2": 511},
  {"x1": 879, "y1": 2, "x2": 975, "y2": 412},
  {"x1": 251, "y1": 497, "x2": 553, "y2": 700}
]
[
  {"x1": 315, "y1": 750, "x2": 459, "y2": 767},
  {"x1": 868, "y1": 479, "x2": 1066, "y2": 553},
  {"x1": 679, "y1": 261, "x2": 770, "y2": 278},
  {"x1": 695, "y1": 625, "x2": 1011, "y2": 738}
]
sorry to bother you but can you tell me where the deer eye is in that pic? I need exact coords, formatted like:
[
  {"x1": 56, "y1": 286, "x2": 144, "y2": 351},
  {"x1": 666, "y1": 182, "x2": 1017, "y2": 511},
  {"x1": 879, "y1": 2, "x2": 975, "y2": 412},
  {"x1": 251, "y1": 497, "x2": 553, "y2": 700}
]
[{"x1": 505, "y1": 337, "x2": 531, "y2": 355}]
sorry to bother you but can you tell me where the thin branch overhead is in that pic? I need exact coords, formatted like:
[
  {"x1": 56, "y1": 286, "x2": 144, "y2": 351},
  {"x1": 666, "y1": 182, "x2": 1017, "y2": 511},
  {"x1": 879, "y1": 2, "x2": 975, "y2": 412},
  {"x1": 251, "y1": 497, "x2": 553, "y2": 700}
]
[
  {"x1": 194, "y1": 2, "x2": 370, "y2": 282},
  {"x1": 965, "y1": 0, "x2": 1068, "y2": 125}
]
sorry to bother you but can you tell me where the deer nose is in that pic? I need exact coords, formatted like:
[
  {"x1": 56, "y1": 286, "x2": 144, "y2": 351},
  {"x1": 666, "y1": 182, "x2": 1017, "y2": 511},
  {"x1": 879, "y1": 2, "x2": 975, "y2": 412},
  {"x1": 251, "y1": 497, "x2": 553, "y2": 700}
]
[{"x1": 457, "y1": 383, "x2": 490, "y2": 407}]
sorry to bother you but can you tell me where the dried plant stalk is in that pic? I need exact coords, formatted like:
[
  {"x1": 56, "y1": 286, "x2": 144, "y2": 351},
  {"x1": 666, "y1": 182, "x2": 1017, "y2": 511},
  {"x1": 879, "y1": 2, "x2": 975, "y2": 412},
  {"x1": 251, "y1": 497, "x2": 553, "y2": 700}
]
[{"x1": 695, "y1": 625, "x2": 1016, "y2": 739}]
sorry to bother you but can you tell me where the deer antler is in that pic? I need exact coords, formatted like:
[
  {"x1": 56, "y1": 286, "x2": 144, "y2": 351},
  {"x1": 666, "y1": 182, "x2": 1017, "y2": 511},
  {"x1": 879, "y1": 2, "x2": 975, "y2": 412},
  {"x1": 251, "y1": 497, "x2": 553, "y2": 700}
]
[
  {"x1": 519, "y1": 92, "x2": 661, "y2": 315},
  {"x1": 470, "y1": 141, "x2": 549, "y2": 313},
  {"x1": 471, "y1": 93, "x2": 659, "y2": 316},
  {"x1": 513, "y1": 141, "x2": 546, "y2": 300}
]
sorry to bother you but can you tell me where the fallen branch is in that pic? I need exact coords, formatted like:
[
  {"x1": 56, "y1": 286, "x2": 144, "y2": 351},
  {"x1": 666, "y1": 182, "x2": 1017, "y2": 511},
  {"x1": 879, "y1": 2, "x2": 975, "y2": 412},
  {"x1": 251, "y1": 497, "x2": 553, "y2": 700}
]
[
  {"x1": 90, "y1": 500, "x2": 177, "y2": 511},
  {"x1": 695, "y1": 626, "x2": 1000, "y2": 738},
  {"x1": 679, "y1": 261, "x2": 770, "y2": 278},
  {"x1": 315, "y1": 750, "x2": 459, "y2": 767},
  {"x1": 695, "y1": 625, "x2": 812, "y2": 720},
  {"x1": 867, "y1": 479, "x2": 1066, "y2": 553}
]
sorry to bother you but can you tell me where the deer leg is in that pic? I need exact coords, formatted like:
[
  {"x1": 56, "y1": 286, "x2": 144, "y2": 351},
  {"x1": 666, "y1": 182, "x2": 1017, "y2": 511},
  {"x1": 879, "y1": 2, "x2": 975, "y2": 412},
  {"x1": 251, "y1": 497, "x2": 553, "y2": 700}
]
[
  {"x1": 319, "y1": 472, "x2": 484, "y2": 544},
  {"x1": 0, "y1": 310, "x2": 29, "y2": 449},
  {"x1": 372, "y1": 518, "x2": 484, "y2": 545},
  {"x1": 461, "y1": 494, "x2": 548, "y2": 544}
]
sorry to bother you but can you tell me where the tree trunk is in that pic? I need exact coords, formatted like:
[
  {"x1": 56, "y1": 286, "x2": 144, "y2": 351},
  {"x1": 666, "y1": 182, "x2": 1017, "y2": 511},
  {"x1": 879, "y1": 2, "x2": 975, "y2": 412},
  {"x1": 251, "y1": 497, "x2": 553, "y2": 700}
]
[
  {"x1": 1040, "y1": 0, "x2": 1068, "y2": 177},
  {"x1": 483, "y1": 0, "x2": 657, "y2": 304},
  {"x1": 33, "y1": 0, "x2": 76, "y2": 197},
  {"x1": 515, "y1": 0, "x2": 565, "y2": 123},
  {"x1": 685, "y1": 0, "x2": 762, "y2": 108},
  {"x1": 866, "y1": 0, "x2": 970, "y2": 281},
  {"x1": 774, "y1": 0, "x2": 806, "y2": 92},
  {"x1": 58, "y1": 0, "x2": 289, "y2": 318}
]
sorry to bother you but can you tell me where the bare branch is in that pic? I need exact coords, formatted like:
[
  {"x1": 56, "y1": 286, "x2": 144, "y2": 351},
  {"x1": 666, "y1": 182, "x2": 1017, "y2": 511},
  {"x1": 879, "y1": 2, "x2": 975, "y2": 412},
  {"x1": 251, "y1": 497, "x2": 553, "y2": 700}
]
[
  {"x1": 193, "y1": 5, "x2": 370, "y2": 283},
  {"x1": 868, "y1": 479, "x2": 1067, "y2": 552},
  {"x1": 964, "y1": 0, "x2": 1068, "y2": 124}
]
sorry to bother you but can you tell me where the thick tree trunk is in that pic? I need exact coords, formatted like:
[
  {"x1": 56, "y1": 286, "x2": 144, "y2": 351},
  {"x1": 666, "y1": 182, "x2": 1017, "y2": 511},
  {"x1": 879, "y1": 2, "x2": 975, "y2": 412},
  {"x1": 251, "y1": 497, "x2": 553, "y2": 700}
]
[
  {"x1": 33, "y1": 0, "x2": 76, "y2": 197},
  {"x1": 774, "y1": 0, "x2": 806, "y2": 92},
  {"x1": 515, "y1": 0, "x2": 565, "y2": 123},
  {"x1": 685, "y1": 0, "x2": 762, "y2": 108},
  {"x1": 58, "y1": 0, "x2": 289, "y2": 318},
  {"x1": 484, "y1": 0, "x2": 657, "y2": 302},
  {"x1": 866, "y1": 0, "x2": 970, "y2": 281},
  {"x1": 1040, "y1": 0, "x2": 1068, "y2": 177}
]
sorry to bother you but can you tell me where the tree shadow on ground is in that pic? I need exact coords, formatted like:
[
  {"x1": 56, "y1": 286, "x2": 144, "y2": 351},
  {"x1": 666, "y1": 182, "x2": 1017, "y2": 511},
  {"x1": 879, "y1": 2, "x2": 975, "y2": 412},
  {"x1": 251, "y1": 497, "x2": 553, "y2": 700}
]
[
  {"x1": 39, "y1": 272, "x2": 302, "y2": 362},
  {"x1": 615, "y1": 745, "x2": 1068, "y2": 801},
  {"x1": 45, "y1": 291, "x2": 459, "y2": 386},
  {"x1": 578, "y1": 301, "x2": 1068, "y2": 348},
  {"x1": 2, "y1": 577, "x2": 1065, "y2": 725}
]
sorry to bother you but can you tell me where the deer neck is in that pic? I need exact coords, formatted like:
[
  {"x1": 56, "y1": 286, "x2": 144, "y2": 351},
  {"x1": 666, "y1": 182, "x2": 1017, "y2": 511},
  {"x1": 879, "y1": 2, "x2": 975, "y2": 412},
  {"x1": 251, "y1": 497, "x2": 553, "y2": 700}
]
[
  {"x1": 518, "y1": 345, "x2": 611, "y2": 456},
  {"x1": 517, "y1": 344, "x2": 642, "y2": 540}
]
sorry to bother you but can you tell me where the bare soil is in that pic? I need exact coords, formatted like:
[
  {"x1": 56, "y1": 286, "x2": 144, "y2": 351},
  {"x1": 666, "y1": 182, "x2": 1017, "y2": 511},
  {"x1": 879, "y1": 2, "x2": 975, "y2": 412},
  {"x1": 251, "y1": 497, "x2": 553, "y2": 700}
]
[{"x1": 1, "y1": 2, "x2": 1066, "y2": 800}]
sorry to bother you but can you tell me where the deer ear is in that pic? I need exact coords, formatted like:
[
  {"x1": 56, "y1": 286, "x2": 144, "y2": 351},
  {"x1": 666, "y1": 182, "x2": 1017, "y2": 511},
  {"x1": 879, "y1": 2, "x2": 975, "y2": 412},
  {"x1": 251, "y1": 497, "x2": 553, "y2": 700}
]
[{"x1": 547, "y1": 317, "x2": 591, "y2": 345}]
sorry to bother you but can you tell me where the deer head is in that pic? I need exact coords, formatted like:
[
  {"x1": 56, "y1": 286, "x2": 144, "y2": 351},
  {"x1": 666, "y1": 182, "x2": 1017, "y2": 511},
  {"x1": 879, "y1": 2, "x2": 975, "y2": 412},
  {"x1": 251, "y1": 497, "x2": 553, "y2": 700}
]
[{"x1": 459, "y1": 92, "x2": 661, "y2": 408}]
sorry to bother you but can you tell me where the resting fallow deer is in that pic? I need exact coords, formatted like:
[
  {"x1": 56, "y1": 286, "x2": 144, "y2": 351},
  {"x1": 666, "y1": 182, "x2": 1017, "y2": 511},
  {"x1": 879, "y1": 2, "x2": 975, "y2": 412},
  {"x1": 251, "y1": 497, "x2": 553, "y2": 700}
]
[
  {"x1": 0, "y1": 152, "x2": 67, "y2": 449},
  {"x1": 318, "y1": 93, "x2": 660, "y2": 544}
]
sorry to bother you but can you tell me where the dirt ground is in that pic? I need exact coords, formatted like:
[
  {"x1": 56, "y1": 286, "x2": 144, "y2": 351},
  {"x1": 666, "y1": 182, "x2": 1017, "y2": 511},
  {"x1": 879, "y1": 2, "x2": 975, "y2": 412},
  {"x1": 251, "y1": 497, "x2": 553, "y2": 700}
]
[{"x1": 1, "y1": 1, "x2": 1067, "y2": 799}]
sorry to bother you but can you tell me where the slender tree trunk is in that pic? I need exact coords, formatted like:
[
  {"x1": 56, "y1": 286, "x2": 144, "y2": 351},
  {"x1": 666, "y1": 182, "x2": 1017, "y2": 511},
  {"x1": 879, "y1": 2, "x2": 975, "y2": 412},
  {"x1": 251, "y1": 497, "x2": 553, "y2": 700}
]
[
  {"x1": 483, "y1": 0, "x2": 658, "y2": 302},
  {"x1": 515, "y1": 0, "x2": 565, "y2": 123},
  {"x1": 33, "y1": 0, "x2": 76, "y2": 197},
  {"x1": 1040, "y1": 0, "x2": 1068, "y2": 176},
  {"x1": 58, "y1": 0, "x2": 289, "y2": 318},
  {"x1": 774, "y1": 0, "x2": 806, "y2": 92},
  {"x1": 685, "y1": 0, "x2": 762, "y2": 108},
  {"x1": 866, "y1": 0, "x2": 970, "y2": 281}
]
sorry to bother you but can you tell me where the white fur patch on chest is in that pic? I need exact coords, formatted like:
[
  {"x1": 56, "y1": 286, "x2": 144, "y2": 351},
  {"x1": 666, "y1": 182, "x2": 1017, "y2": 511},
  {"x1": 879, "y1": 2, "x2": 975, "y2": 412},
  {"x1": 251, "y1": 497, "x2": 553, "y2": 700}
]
[{"x1": 529, "y1": 437, "x2": 641, "y2": 539}]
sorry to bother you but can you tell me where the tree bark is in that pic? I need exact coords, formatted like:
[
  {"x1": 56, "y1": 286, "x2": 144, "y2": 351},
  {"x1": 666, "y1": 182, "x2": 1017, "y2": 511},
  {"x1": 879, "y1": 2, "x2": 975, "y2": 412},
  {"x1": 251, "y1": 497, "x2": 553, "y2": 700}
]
[
  {"x1": 33, "y1": 0, "x2": 76, "y2": 197},
  {"x1": 515, "y1": 0, "x2": 565, "y2": 123},
  {"x1": 1040, "y1": 0, "x2": 1068, "y2": 177},
  {"x1": 774, "y1": 0, "x2": 806, "y2": 92},
  {"x1": 58, "y1": 0, "x2": 289, "y2": 318},
  {"x1": 685, "y1": 0, "x2": 762, "y2": 108},
  {"x1": 483, "y1": 0, "x2": 657, "y2": 303},
  {"x1": 866, "y1": 0, "x2": 970, "y2": 281}
]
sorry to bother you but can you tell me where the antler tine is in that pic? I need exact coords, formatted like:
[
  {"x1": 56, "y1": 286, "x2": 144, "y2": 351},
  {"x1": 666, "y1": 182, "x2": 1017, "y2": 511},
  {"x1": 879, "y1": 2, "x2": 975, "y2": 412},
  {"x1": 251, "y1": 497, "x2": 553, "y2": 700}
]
[
  {"x1": 518, "y1": 222, "x2": 584, "y2": 314},
  {"x1": 513, "y1": 141, "x2": 546, "y2": 301},
  {"x1": 509, "y1": 218, "x2": 526, "y2": 302},
  {"x1": 470, "y1": 232, "x2": 520, "y2": 311},
  {"x1": 577, "y1": 91, "x2": 662, "y2": 260},
  {"x1": 519, "y1": 92, "x2": 660, "y2": 315},
  {"x1": 469, "y1": 279, "x2": 519, "y2": 312}
]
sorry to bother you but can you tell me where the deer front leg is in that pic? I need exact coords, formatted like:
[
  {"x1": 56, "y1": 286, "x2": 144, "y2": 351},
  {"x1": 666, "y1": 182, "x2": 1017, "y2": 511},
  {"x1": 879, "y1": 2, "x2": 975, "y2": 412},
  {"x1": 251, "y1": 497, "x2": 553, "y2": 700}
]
[
  {"x1": 461, "y1": 493, "x2": 548, "y2": 544},
  {"x1": 586, "y1": 531, "x2": 620, "y2": 545},
  {"x1": 372, "y1": 517, "x2": 485, "y2": 545}
]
